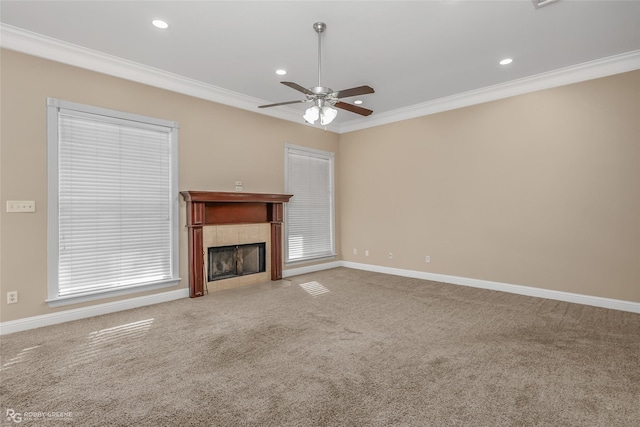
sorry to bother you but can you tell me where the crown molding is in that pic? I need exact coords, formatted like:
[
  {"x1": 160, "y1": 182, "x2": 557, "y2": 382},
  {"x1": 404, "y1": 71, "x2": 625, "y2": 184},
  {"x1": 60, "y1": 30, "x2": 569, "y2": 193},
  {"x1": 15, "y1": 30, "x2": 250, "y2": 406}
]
[
  {"x1": 2, "y1": 24, "x2": 638, "y2": 134},
  {"x1": 0, "y1": 24, "x2": 309, "y2": 125},
  {"x1": 338, "y1": 49, "x2": 640, "y2": 133}
]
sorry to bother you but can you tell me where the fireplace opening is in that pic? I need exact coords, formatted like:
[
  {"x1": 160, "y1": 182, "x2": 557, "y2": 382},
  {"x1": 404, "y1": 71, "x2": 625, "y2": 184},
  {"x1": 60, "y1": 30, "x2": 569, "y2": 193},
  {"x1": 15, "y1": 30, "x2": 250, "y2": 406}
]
[{"x1": 207, "y1": 242, "x2": 266, "y2": 282}]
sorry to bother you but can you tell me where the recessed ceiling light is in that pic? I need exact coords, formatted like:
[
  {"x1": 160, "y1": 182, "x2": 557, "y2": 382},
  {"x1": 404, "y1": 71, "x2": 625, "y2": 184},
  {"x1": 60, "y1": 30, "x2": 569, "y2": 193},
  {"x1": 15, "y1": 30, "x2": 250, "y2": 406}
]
[
  {"x1": 532, "y1": 0, "x2": 559, "y2": 9},
  {"x1": 354, "y1": 100, "x2": 363, "y2": 105},
  {"x1": 276, "y1": 69, "x2": 287, "y2": 76},
  {"x1": 499, "y1": 58, "x2": 513, "y2": 65},
  {"x1": 152, "y1": 19, "x2": 169, "y2": 29}
]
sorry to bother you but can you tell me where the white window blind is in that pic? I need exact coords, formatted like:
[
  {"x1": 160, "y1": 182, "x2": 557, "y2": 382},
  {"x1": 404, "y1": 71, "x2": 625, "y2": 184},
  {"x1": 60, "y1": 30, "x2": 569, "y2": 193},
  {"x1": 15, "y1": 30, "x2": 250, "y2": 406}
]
[
  {"x1": 285, "y1": 144, "x2": 335, "y2": 263},
  {"x1": 47, "y1": 99, "x2": 179, "y2": 304}
]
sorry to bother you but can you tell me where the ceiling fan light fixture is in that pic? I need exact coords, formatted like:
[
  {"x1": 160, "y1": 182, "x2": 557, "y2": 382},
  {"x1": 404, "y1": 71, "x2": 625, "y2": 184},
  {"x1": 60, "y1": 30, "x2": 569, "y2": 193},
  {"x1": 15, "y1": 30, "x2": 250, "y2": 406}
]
[
  {"x1": 303, "y1": 106, "x2": 320, "y2": 124},
  {"x1": 320, "y1": 105, "x2": 338, "y2": 125}
]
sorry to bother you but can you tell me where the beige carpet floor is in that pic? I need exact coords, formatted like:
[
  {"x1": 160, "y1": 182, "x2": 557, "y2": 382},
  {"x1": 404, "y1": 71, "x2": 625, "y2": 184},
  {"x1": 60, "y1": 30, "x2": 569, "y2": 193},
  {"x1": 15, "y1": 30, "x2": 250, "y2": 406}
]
[{"x1": 1, "y1": 267, "x2": 639, "y2": 426}]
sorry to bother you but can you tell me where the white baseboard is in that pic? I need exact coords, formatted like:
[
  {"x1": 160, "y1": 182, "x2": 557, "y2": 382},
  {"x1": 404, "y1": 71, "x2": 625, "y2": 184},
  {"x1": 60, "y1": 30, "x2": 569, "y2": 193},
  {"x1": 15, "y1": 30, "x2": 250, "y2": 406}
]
[
  {"x1": 340, "y1": 261, "x2": 640, "y2": 314},
  {"x1": 283, "y1": 261, "x2": 343, "y2": 278},
  {"x1": 3, "y1": 262, "x2": 637, "y2": 335},
  {"x1": 0, "y1": 288, "x2": 189, "y2": 335}
]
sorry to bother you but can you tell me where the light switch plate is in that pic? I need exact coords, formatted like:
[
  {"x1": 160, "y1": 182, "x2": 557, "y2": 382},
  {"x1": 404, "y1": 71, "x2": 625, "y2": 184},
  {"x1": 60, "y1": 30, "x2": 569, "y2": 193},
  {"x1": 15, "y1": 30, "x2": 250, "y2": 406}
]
[{"x1": 6, "y1": 201, "x2": 36, "y2": 212}]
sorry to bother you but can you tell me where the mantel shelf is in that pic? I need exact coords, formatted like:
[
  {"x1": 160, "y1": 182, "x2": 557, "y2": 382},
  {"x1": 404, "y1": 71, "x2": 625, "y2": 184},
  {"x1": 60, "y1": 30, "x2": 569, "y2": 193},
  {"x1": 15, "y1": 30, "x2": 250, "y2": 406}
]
[{"x1": 180, "y1": 191, "x2": 292, "y2": 204}]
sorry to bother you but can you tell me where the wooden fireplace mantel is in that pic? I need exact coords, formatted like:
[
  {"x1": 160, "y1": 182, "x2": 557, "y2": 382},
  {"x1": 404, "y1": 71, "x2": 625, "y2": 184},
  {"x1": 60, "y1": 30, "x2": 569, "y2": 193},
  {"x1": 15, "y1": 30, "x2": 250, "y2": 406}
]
[{"x1": 180, "y1": 191, "x2": 293, "y2": 298}]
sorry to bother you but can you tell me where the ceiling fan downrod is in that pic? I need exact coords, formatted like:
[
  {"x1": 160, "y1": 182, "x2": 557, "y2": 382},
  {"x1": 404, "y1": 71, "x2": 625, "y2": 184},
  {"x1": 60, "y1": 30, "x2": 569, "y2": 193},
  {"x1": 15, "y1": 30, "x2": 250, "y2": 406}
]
[{"x1": 312, "y1": 22, "x2": 330, "y2": 97}]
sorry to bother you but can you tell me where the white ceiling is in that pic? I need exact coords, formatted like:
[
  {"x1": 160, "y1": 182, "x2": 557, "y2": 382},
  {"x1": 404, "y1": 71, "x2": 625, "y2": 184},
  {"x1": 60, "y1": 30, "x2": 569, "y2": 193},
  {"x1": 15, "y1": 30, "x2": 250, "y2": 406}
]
[{"x1": 1, "y1": 1, "x2": 639, "y2": 133}]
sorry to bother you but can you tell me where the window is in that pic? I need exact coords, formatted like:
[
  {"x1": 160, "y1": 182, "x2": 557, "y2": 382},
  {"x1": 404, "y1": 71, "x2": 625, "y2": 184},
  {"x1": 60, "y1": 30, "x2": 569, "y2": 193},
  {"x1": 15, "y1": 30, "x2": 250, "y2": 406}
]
[
  {"x1": 47, "y1": 99, "x2": 180, "y2": 306},
  {"x1": 284, "y1": 143, "x2": 335, "y2": 263}
]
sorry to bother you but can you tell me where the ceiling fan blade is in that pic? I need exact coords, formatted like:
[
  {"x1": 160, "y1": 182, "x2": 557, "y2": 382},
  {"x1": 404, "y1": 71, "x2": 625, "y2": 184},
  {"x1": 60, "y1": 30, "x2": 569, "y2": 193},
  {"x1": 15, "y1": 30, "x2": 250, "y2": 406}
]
[
  {"x1": 332, "y1": 85, "x2": 375, "y2": 99},
  {"x1": 334, "y1": 101, "x2": 373, "y2": 116},
  {"x1": 258, "y1": 99, "x2": 309, "y2": 108},
  {"x1": 281, "y1": 81, "x2": 314, "y2": 96}
]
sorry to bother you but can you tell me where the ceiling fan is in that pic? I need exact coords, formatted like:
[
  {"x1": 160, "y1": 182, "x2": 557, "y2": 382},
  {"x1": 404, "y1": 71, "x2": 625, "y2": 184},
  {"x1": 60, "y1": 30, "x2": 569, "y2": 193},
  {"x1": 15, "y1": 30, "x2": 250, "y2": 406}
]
[{"x1": 258, "y1": 22, "x2": 374, "y2": 125}]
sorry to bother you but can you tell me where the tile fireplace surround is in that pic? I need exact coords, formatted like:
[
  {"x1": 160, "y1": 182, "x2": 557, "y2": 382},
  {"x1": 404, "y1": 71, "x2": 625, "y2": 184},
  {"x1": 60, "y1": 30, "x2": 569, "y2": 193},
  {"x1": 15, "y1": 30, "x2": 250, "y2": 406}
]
[
  {"x1": 180, "y1": 191, "x2": 293, "y2": 298},
  {"x1": 203, "y1": 224, "x2": 270, "y2": 292}
]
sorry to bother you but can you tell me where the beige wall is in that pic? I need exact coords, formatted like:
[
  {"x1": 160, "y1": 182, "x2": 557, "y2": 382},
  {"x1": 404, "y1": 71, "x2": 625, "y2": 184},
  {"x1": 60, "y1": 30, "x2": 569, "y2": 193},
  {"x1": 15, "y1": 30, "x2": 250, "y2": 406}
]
[
  {"x1": 0, "y1": 49, "x2": 340, "y2": 322},
  {"x1": 1, "y1": 49, "x2": 638, "y2": 325},
  {"x1": 339, "y1": 70, "x2": 640, "y2": 302}
]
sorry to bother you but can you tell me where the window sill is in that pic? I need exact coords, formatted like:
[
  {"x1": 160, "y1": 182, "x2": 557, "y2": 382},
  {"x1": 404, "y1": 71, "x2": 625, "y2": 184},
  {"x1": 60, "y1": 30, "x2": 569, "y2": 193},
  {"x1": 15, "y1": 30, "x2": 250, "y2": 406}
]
[{"x1": 46, "y1": 278, "x2": 181, "y2": 308}]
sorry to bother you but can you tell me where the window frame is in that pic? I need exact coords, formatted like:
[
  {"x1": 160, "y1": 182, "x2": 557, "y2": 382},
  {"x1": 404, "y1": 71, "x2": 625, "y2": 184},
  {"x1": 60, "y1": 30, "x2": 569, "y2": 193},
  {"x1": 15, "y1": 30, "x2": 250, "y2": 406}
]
[
  {"x1": 46, "y1": 98, "x2": 180, "y2": 307},
  {"x1": 284, "y1": 143, "x2": 336, "y2": 264}
]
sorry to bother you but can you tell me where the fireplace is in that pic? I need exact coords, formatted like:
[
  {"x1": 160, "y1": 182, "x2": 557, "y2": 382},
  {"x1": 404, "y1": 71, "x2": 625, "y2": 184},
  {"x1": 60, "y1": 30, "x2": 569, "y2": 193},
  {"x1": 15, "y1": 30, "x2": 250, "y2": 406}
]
[
  {"x1": 180, "y1": 191, "x2": 293, "y2": 297},
  {"x1": 208, "y1": 242, "x2": 266, "y2": 281}
]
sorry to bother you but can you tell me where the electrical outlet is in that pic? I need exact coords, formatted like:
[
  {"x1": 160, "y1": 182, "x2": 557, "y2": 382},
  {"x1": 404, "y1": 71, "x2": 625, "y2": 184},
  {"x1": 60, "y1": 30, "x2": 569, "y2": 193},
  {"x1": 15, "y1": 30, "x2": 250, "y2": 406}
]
[
  {"x1": 425, "y1": 256, "x2": 431, "y2": 263},
  {"x1": 388, "y1": 252, "x2": 393, "y2": 259},
  {"x1": 6, "y1": 201, "x2": 36, "y2": 213},
  {"x1": 235, "y1": 181, "x2": 243, "y2": 187},
  {"x1": 365, "y1": 250, "x2": 369, "y2": 256},
  {"x1": 235, "y1": 186, "x2": 243, "y2": 192},
  {"x1": 7, "y1": 291, "x2": 18, "y2": 304},
  {"x1": 353, "y1": 248, "x2": 357, "y2": 255}
]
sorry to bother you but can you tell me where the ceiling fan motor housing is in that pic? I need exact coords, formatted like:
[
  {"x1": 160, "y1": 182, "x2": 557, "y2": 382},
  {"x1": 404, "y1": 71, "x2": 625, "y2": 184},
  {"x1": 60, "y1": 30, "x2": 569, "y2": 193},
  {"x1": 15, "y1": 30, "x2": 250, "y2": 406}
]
[{"x1": 310, "y1": 86, "x2": 333, "y2": 96}]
